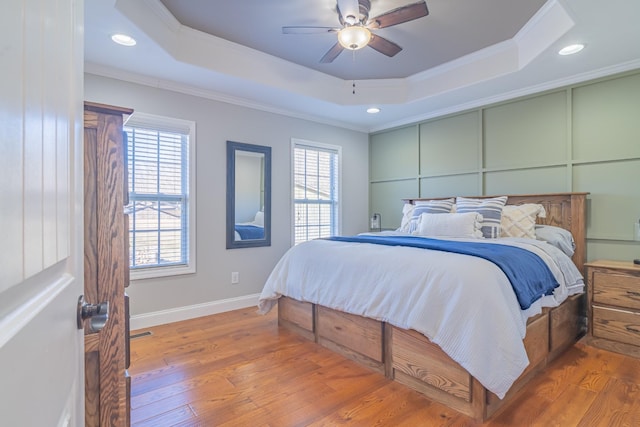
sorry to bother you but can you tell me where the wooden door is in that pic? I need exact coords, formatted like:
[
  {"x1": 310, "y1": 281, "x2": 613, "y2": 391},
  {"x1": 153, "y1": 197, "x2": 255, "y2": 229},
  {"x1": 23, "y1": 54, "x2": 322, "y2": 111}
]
[
  {"x1": 83, "y1": 102, "x2": 134, "y2": 426},
  {"x1": 0, "y1": 0, "x2": 84, "y2": 425}
]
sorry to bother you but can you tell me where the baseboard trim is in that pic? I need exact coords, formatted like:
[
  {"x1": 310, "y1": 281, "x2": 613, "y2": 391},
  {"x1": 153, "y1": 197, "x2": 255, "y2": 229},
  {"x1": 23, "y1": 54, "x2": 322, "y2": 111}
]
[{"x1": 130, "y1": 293, "x2": 261, "y2": 331}]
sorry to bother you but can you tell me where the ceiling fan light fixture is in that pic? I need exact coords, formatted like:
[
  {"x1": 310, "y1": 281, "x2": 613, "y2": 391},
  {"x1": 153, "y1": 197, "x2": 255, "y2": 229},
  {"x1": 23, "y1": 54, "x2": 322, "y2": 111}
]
[{"x1": 338, "y1": 26, "x2": 371, "y2": 50}]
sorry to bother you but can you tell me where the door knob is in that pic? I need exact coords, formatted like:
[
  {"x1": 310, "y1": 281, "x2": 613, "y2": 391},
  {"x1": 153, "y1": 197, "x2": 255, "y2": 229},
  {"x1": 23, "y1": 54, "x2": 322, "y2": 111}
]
[{"x1": 77, "y1": 295, "x2": 109, "y2": 332}]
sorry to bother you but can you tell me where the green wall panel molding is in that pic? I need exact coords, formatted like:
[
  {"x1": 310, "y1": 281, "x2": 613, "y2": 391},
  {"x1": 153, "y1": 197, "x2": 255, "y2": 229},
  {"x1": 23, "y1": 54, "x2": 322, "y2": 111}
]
[
  {"x1": 483, "y1": 91, "x2": 568, "y2": 170},
  {"x1": 485, "y1": 166, "x2": 568, "y2": 196},
  {"x1": 419, "y1": 111, "x2": 480, "y2": 175},
  {"x1": 587, "y1": 241, "x2": 640, "y2": 263},
  {"x1": 370, "y1": 126, "x2": 419, "y2": 182},
  {"x1": 370, "y1": 179, "x2": 418, "y2": 229},
  {"x1": 369, "y1": 70, "x2": 640, "y2": 259},
  {"x1": 420, "y1": 174, "x2": 479, "y2": 198},
  {"x1": 573, "y1": 159, "x2": 640, "y2": 242},
  {"x1": 572, "y1": 73, "x2": 640, "y2": 163}
]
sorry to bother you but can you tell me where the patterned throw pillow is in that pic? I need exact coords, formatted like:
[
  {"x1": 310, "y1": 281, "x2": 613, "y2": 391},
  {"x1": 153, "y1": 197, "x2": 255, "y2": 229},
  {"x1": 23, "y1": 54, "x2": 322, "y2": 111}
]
[
  {"x1": 398, "y1": 203, "x2": 416, "y2": 233},
  {"x1": 455, "y1": 196, "x2": 508, "y2": 238},
  {"x1": 500, "y1": 204, "x2": 546, "y2": 238},
  {"x1": 407, "y1": 198, "x2": 455, "y2": 233}
]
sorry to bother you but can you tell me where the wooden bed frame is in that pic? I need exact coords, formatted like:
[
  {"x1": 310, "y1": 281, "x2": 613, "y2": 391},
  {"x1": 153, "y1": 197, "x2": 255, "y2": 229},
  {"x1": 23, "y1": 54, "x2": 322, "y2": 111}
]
[{"x1": 277, "y1": 193, "x2": 588, "y2": 422}]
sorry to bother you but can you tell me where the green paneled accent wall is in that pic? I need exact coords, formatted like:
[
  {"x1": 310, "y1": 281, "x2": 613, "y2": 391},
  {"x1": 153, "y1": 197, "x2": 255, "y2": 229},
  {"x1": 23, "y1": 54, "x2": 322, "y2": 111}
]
[
  {"x1": 484, "y1": 91, "x2": 568, "y2": 169},
  {"x1": 573, "y1": 160, "x2": 640, "y2": 240},
  {"x1": 370, "y1": 179, "x2": 418, "y2": 229},
  {"x1": 485, "y1": 167, "x2": 567, "y2": 195},
  {"x1": 370, "y1": 126, "x2": 418, "y2": 181},
  {"x1": 572, "y1": 73, "x2": 640, "y2": 162},
  {"x1": 369, "y1": 70, "x2": 640, "y2": 261},
  {"x1": 588, "y1": 241, "x2": 640, "y2": 266},
  {"x1": 420, "y1": 174, "x2": 479, "y2": 198},
  {"x1": 419, "y1": 112, "x2": 480, "y2": 175},
  {"x1": 370, "y1": 126, "x2": 420, "y2": 229}
]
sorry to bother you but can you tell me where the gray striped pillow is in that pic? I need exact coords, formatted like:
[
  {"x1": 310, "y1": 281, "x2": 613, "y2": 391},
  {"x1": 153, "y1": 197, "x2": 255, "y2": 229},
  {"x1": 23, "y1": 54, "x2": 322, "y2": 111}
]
[
  {"x1": 455, "y1": 196, "x2": 508, "y2": 238},
  {"x1": 407, "y1": 198, "x2": 455, "y2": 233}
]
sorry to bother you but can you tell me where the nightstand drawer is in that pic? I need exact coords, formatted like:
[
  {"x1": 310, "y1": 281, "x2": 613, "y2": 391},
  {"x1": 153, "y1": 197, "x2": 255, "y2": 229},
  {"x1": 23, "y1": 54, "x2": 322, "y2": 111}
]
[
  {"x1": 592, "y1": 271, "x2": 640, "y2": 310},
  {"x1": 592, "y1": 306, "x2": 640, "y2": 347}
]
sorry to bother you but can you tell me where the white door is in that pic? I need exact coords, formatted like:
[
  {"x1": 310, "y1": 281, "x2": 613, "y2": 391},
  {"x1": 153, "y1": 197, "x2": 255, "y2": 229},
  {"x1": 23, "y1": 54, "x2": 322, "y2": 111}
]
[{"x1": 0, "y1": 0, "x2": 84, "y2": 426}]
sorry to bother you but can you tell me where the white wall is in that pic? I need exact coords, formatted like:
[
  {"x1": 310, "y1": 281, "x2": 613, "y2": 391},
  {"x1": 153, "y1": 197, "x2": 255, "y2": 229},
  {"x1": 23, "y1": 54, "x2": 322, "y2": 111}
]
[{"x1": 84, "y1": 74, "x2": 370, "y2": 322}]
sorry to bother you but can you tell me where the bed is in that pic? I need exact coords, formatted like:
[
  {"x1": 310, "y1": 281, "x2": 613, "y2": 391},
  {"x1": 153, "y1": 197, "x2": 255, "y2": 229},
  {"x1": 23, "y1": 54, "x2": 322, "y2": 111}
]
[{"x1": 258, "y1": 193, "x2": 588, "y2": 422}]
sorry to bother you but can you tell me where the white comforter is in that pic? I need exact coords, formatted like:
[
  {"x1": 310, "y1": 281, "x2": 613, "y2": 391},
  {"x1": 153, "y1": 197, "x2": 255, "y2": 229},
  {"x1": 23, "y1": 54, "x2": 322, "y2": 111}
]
[{"x1": 257, "y1": 232, "x2": 584, "y2": 398}]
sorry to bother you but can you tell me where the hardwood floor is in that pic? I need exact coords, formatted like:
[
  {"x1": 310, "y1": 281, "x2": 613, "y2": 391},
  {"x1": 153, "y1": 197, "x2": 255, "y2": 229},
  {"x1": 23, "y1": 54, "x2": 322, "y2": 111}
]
[{"x1": 129, "y1": 306, "x2": 640, "y2": 426}]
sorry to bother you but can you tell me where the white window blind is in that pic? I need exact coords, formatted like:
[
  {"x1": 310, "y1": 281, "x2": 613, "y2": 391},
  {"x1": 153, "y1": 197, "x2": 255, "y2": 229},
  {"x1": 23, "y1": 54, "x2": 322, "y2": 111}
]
[
  {"x1": 292, "y1": 141, "x2": 340, "y2": 245},
  {"x1": 124, "y1": 113, "x2": 195, "y2": 278}
]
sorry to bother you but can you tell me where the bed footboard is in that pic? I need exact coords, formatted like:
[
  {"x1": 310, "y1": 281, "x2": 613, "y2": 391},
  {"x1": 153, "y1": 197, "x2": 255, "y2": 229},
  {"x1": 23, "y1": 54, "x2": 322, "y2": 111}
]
[
  {"x1": 277, "y1": 294, "x2": 583, "y2": 422},
  {"x1": 278, "y1": 297, "x2": 314, "y2": 341},
  {"x1": 317, "y1": 306, "x2": 386, "y2": 374}
]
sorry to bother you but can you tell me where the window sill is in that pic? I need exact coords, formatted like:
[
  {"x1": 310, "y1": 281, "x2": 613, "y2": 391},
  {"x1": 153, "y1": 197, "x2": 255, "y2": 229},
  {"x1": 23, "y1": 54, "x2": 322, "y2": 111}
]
[{"x1": 130, "y1": 264, "x2": 196, "y2": 281}]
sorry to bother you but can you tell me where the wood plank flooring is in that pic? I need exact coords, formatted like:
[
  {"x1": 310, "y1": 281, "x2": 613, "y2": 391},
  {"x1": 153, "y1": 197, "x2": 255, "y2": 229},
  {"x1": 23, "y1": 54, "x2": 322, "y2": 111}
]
[{"x1": 129, "y1": 306, "x2": 640, "y2": 426}]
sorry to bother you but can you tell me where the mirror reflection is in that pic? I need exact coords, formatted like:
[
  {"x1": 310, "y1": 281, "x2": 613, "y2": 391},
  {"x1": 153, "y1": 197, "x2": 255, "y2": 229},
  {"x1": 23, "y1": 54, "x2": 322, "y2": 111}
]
[{"x1": 226, "y1": 141, "x2": 271, "y2": 249}]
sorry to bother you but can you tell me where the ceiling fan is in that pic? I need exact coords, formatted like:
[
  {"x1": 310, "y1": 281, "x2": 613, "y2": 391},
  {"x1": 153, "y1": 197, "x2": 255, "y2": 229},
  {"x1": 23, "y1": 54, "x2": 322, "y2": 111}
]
[{"x1": 282, "y1": 0, "x2": 429, "y2": 63}]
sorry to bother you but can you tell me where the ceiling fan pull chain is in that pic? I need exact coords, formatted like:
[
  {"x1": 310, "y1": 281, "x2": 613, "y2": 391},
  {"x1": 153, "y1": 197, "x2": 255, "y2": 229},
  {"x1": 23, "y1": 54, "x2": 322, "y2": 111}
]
[{"x1": 352, "y1": 48, "x2": 356, "y2": 95}]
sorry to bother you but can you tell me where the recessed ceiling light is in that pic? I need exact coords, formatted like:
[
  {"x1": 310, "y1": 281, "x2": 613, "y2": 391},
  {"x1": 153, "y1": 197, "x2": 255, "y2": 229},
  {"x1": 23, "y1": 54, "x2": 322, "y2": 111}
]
[
  {"x1": 367, "y1": 107, "x2": 380, "y2": 114},
  {"x1": 558, "y1": 44, "x2": 584, "y2": 56},
  {"x1": 111, "y1": 34, "x2": 136, "y2": 47}
]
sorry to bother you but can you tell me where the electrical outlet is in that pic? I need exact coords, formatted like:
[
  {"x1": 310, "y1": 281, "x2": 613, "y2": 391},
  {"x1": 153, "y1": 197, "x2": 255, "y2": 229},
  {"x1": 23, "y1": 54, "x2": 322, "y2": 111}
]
[{"x1": 231, "y1": 272, "x2": 239, "y2": 284}]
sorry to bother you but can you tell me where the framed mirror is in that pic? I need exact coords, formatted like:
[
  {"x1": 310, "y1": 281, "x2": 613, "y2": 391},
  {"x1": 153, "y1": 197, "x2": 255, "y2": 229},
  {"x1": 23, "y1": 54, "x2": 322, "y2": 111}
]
[{"x1": 226, "y1": 141, "x2": 271, "y2": 249}]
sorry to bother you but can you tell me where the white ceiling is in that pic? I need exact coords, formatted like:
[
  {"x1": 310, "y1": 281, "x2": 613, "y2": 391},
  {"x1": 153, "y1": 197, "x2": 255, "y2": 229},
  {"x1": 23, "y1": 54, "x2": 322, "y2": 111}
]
[{"x1": 84, "y1": 0, "x2": 640, "y2": 132}]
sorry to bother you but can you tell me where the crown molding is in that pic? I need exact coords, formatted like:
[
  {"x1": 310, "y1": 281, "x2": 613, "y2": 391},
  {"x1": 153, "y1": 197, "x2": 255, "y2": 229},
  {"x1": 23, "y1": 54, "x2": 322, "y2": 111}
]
[
  {"x1": 84, "y1": 62, "x2": 369, "y2": 133},
  {"x1": 371, "y1": 59, "x2": 640, "y2": 132}
]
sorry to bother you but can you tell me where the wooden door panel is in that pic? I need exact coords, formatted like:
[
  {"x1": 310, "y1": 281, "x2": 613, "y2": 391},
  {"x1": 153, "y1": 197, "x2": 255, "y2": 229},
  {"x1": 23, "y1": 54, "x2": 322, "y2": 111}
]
[
  {"x1": 85, "y1": 351, "x2": 100, "y2": 424},
  {"x1": 84, "y1": 125, "x2": 99, "y2": 317},
  {"x1": 84, "y1": 102, "x2": 133, "y2": 426}
]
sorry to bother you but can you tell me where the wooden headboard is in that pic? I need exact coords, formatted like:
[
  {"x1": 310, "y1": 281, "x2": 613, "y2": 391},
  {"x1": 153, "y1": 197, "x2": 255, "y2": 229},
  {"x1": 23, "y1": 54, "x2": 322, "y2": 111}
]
[{"x1": 403, "y1": 193, "x2": 588, "y2": 273}]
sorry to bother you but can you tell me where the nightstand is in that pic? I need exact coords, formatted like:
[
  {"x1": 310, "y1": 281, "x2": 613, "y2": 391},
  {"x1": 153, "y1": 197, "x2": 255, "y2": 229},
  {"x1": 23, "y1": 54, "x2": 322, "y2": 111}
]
[{"x1": 585, "y1": 260, "x2": 640, "y2": 358}]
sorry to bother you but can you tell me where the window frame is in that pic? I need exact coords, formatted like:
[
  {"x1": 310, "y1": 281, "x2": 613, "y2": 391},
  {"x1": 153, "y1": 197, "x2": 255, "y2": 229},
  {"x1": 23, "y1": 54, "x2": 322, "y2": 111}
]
[
  {"x1": 290, "y1": 138, "x2": 342, "y2": 246},
  {"x1": 124, "y1": 112, "x2": 197, "y2": 280}
]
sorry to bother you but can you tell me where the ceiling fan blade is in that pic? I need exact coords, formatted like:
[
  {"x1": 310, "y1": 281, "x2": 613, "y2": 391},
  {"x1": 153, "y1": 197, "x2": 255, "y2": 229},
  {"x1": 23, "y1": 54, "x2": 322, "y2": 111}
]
[
  {"x1": 368, "y1": 34, "x2": 402, "y2": 57},
  {"x1": 320, "y1": 42, "x2": 345, "y2": 63},
  {"x1": 282, "y1": 26, "x2": 338, "y2": 34},
  {"x1": 368, "y1": 1, "x2": 429, "y2": 29},
  {"x1": 337, "y1": 0, "x2": 360, "y2": 23}
]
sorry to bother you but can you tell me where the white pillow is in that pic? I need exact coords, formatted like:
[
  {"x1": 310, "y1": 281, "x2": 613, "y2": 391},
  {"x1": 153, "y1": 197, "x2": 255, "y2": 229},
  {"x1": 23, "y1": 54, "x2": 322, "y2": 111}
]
[
  {"x1": 535, "y1": 225, "x2": 575, "y2": 257},
  {"x1": 407, "y1": 198, "x2": 455, "y2": 233},
  {"x1": 254, "y1": 211, "x2": 264, "y2": 226},
  {"x1": 500, "y1": 204, "x2": 546, "y2": 238},
  {"x1": 415, "y1": 212, "x2": 484, "y2": 239},
  {"x1": 397, "y1": 198, "x2": 455, "y2": 233}
]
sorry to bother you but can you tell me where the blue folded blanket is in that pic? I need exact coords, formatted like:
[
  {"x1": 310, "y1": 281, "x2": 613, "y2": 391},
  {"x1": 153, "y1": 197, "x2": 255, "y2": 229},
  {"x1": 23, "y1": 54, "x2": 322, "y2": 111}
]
[
  {"x1": 328, "y1": 235, "x2": 558, "y2": 310},
  {"x1": 235, "y1": 224, "x2": 264, "y2": 240}
]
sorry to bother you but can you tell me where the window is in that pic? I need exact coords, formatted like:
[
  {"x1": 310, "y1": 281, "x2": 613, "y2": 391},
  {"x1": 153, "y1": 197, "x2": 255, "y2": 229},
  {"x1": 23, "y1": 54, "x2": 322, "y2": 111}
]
[
  {"x1": 292, "y1": 139, "x2": 341, "y2": 245},
  {"x1": 124, "y1": 112, "x2": 196, "y2": 279}
]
